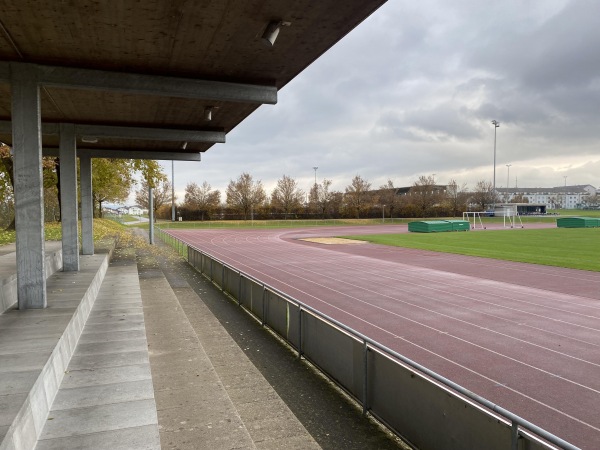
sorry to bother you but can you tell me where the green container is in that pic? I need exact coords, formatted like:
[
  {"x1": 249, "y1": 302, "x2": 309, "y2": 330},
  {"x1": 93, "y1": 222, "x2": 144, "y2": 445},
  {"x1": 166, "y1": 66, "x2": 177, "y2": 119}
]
[
  {"x1": 408, "y1": 220, "x2": 453, "y2": 233},
  {"x1": 557, "y1": 217, "x2": 600, "y2": 228},
  {"x1": 445, "y1": 220, "x2": 471, "y2": 231}
]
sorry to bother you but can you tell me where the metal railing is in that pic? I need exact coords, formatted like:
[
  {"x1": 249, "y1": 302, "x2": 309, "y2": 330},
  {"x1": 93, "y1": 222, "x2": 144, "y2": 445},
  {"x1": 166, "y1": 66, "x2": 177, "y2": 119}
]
[{"x1": 155, "y1": 226, "x2": 580, "y2": 450}]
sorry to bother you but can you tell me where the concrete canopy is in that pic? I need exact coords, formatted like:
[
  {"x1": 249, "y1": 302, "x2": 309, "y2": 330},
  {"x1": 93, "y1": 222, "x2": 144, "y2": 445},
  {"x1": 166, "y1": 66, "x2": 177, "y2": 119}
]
[{"x1": 0, "y1": 0, "x2": 387, "y2": 156}]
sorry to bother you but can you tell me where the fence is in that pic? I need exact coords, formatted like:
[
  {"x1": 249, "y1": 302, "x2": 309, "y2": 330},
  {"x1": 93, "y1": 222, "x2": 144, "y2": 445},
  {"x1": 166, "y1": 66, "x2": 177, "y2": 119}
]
[{"x1": 154, "y1": 227, "x2": 579, "y2": 450}]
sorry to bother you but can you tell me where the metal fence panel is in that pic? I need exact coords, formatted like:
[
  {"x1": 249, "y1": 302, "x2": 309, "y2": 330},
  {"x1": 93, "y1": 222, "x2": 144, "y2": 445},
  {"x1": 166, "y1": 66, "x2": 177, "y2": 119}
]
[
  {"x1": 223, "y1": 266, "x2": 237, "y2": 296},
  {"x1": 302, "y1": 312, "x2": 364, "y2": 401},
  {"x1": 368, "y1": 350, "x2": 545, "y2": 450},
  {"x1": 264, "y1": 290, "x2": 288, "y2": 339}
]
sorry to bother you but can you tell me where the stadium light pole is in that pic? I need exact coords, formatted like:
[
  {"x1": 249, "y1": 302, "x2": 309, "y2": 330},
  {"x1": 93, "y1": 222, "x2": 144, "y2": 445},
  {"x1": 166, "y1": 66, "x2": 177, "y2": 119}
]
[
  {"x1": 491, "y1": 120, "x2": 500, "y2": 207},
  {"x1": 313, "y1": 166, "x2": 318, "y2": 185},
  {"x1": 506, "y1": 164, "x2": 511, "y2": 202}
]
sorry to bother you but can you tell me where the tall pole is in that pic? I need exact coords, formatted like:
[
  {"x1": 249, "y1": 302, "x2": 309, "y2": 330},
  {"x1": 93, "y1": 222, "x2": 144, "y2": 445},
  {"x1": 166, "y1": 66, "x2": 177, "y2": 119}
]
[
  {"x1": 149, "y1": 187, "x2": 154, "y2": 245},
  {"x1": 564, "y1": 175, "x2": 567, "y2": 187},
  {"x1": 491, "y1": 120, "x2": 500, "y2": 208},
  {"x1": 171, "y1": 160, "x2": 175, "y2": 221},
  {"x1": 506, "y1": 164, "x2": 511, "y2": 202},
  {"x1": 313, "y1": 166, "x2": 318, "y2": 185}
]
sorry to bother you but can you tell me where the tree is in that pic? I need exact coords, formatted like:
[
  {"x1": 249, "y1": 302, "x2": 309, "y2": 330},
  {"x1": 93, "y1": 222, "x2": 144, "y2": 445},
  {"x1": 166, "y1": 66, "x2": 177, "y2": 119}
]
[
  {"x1": 470, "y1": 180, "x2": 499, "y2": 210},
  {"x1": 92, "y1": 159, "x2": 135, "y2": 217},
  {"x1": 445, "y1": 179, "x2": 469, "y2": 217},
  {"x1": 135, "y1": 178, "x2": 172, "y2": 214},
  {"x1": 378, "y1": 179, "x2": 401, "y2": 218},
  {"x1": 510, "y1": 194, "x2": 529, "y2": 203},
  {"x1": 309, "y1": 179, "x2": 334, "y2": 218},
  {"x1": 1, "y1": 144, "x2": 59, "y2": 228},
  {"x1": 344, "y1": 175, "x2": 373, "y2": 219},
  {"x1": 409, "y1": 175, "x2": 444, "y2": 217},
  {"x1": 270, "y1": 175, "x2": 304, "y2": 216},
  {"x1": 226, "y1": 173, "x2": 266, "y2": 220},
  {"x1": 183, "y1": 181, "x2": 221, "y2": 220}
]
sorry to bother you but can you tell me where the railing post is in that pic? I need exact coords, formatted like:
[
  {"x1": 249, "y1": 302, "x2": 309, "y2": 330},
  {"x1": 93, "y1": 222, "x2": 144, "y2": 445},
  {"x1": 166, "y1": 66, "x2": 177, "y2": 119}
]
[
  {"x1": 298, "y1": 306, "x2": 303, "y2": 359},
  {"x1": 261, "y1": 286, "x2": 266, "y2": 326},
  {"x1": 511, "y1": 421, "x2": 519, "y2": 450},
  {"x1": 238, "y1": 272, "x2": 242, "y2": 305},
  {"x1": 363, "y1": 340, "x2": 369, "y2": 415}
]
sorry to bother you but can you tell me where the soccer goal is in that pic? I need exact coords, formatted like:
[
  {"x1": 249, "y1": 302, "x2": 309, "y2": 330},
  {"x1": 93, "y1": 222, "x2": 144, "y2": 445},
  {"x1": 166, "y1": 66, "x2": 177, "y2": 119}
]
[{"x1": 462, "y1": 211, "x2": 486, "y2": 229}]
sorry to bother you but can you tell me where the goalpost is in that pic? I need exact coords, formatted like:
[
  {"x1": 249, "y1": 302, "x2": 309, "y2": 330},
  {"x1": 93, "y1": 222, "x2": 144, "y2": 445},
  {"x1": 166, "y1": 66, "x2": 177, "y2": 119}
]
[{"x1": 462, "y1": 211, "x2": 486, "y2": 229}]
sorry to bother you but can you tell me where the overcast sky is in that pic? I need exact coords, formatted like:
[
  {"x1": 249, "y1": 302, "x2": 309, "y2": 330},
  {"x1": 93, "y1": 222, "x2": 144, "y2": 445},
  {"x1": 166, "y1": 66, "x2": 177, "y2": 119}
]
[{"x1": 158, "y1": 0, "x2": 600, "y2": 203}]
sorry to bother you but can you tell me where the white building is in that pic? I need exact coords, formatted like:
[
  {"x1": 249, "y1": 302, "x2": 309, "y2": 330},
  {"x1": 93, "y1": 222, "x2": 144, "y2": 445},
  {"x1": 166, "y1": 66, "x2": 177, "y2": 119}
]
[{"x1": 496, "y1": 185, "x2": 596, "y2": 209}]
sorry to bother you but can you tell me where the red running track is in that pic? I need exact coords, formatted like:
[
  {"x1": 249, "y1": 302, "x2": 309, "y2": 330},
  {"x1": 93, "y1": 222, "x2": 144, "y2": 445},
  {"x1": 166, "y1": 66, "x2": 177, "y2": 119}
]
[{"x1": 167, "y1": 225, "x2": 600, "y2": 449}]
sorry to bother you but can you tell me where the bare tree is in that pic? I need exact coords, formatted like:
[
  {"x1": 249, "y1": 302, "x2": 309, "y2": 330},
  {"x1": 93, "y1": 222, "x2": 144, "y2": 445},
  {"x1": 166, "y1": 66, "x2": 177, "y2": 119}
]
[
  {"x1": 409, "y1": 175, "x2": 444, "y2": 217},
  {"x1": 378, "y1": 179, "x2": 401, "y2": 218},
  {"x1": 445, "y1": 179, "x2": 469, "y2": 217},
  {"x1": 184, "y1": 181, "x2": 221, "y2": 220},
  {"x1": 308, "y1": 179, "x2": 334, "y2": 218},
  {"x1": 136, "y1": 178, "x2": 172, "y2": 214},
  {"x1": 470, "y1": 180, "x2": 499, "y2": 210},
  {"x1": 226, "y1": 172, "x2": 266, "y2": 219},
  {"x1": 270, "y1": 175, "x2": 304, "y2": 216},
  {"x1": 344, "y1": 175, "x2": 372, "y2": 219}
]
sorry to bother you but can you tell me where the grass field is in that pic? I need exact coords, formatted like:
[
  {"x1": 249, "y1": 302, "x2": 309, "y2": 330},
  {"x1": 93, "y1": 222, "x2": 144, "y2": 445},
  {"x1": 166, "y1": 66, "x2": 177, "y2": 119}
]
[{"x1": 344, "y1": 227, "x2": 600, "y2": 272}]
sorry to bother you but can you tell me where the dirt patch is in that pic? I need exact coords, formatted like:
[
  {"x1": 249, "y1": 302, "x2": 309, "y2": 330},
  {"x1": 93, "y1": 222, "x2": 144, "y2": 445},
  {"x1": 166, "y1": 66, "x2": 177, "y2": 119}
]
[{"x1": 299, "y1": 237, "x2": 367, "y2": 245}]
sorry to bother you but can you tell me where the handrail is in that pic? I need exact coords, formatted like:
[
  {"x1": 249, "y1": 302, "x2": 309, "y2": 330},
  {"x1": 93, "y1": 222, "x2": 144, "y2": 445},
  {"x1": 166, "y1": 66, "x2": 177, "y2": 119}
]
[{"x1": 154, "y1": 226, "x2": 580, "y2": 450}]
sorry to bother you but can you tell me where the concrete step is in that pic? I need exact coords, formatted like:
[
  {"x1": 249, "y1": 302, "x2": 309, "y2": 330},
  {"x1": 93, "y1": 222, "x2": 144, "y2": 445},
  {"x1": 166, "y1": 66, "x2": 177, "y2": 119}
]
[
  {"x1": 34, "y1": 249, "x2": 160, "y2": 450},
  {"x1": 0, "y1": 242, "x2": 63, "y2": 314},
  {"x1": 137, "y1": 249, "x2": 321, "y2": 450},
  {"x1": 0, "y1": 251, "x2": 110, "y2": 450}
]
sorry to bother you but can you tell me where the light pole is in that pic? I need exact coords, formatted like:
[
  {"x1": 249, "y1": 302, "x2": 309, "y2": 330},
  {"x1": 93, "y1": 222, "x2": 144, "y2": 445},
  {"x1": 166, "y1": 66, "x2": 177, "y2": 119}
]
[
  {"x1": 313, "y1": 166, "x2": 318, "y2": 185},
  {"x1": 564, "y1": 175, "x2": 567, "y2": 187},
  {"x1": 505, "y1": 164, "x2": 511, "y2": 202},
  {"x1": 382, "y1": 204, "x2": 385, "y2": 224},
  {"x1": 491, "y1": 120, "x2": 500, "y2": 208},
  {"x1": 171, "y1": 160, "x2": 175, "y2": 221}
]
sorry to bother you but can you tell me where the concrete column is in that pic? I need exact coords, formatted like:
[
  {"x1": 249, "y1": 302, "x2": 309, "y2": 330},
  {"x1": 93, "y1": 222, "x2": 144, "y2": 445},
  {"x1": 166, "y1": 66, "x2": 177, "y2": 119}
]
[
  {"x1": 80, "y1": 154, "x2": 94, "y2": 255},
  {"x1": 59, "y1": 123, "x2": 79, "y2": 270},
  {"x1": 11, "y1": 63, "x2": 46, "y2": 309}
]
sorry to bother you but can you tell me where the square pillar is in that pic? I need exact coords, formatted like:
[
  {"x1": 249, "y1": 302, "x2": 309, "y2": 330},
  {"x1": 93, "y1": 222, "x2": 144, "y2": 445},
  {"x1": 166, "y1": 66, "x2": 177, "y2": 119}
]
[
  {"x1": 80, "y1": 154, "x2": 94, "y2": 255},
  {"x1": 59, "y1": 123, "x2": 79, "y2": 270},
  {"x1": 11, "y1": 63, "x2": 46, "y2": 308}
]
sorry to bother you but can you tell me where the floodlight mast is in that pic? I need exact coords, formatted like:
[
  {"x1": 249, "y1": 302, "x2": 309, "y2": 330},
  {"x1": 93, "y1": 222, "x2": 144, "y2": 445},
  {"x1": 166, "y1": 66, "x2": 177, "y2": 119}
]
[{"x1": 491, "y1": 120, "x2": 500, "y2": 208}]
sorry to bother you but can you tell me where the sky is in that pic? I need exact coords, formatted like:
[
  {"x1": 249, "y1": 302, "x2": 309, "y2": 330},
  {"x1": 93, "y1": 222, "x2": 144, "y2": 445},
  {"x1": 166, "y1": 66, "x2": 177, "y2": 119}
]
[{"x1": 156, "y1": 0, "x2": 600, "y2": 204}]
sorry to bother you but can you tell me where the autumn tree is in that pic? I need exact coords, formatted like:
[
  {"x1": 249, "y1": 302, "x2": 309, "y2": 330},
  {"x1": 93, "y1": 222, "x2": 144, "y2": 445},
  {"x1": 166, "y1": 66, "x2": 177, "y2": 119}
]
[
  {"x1": 445, "y1": 179, "x2": 469, "y2": 217},
  {"x1": 308, "y1": 179, "x2": 334, "y2": 218},
  {"x1": 270, "y1": 175, "x2": 304, "y2": 216},
  {"x1": 135, "y1": 178, "x2": 172, "y2": 214},
  {"x1": 344, "y1": 175, "x2": 373, "y2": 219},
  {"x1": 409, "y1": 175, "x2": 444, "y2": 217},
  {"x1": 92, "y1": 159, "x2": 134, "y2": 217},
  {"x1": 226, "y1": 172, "x2": 266, "y2": 220},
  {"x1": 470, "y1": 180, "x2": 499, "y2": 210},
  {"x1": 183, "y1": 181, "x2": 221, "y2": 220},
  {"x1": 378, "y1": 179, "x2": 401, "y2": 219}
]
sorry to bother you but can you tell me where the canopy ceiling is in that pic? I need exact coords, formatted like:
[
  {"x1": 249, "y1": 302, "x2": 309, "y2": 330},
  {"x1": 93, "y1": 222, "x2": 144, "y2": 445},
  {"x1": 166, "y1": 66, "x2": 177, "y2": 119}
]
[{"x1": 0, "y1": 0, "x2": 387, "y2": 158}]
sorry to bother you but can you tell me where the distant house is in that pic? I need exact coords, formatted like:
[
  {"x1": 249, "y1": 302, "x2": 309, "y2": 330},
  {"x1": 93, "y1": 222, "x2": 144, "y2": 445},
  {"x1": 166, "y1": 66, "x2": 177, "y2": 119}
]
[
  {"x1": 495, "y1": 185, "x2": 596, "y2": 210},
  {"x1": 127, "y1": 206, "x2": 143, "y2": 215}
]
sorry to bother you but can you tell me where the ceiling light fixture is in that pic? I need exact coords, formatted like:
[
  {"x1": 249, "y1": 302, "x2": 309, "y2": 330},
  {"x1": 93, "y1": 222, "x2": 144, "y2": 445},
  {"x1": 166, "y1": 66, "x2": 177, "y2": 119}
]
[
  {"x1": 81, "y1": 136, "x2": 98, "y2": 143},
  {"x1": 204, "y1": 106, "x2": 213, "y2": 121},
  {"x1": 261, "y1": 20, "x2": 291, "y2": 47},
  {"x1": 181, "y1": 142, "x2": 188, "y2": 150}
]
